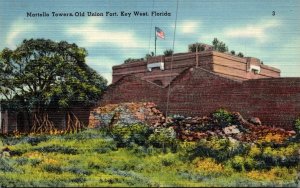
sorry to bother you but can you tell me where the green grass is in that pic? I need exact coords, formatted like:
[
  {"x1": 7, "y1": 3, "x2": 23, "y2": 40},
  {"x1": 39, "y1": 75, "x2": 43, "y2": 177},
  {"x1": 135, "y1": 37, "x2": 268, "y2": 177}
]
[{"x1": 0, "y1": 128, "x2": 299, "y2": 187}]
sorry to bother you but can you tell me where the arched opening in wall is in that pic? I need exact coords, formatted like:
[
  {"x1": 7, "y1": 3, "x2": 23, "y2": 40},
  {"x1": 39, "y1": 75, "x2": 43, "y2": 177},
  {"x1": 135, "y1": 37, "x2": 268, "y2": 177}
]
[{"x1": 153, "y1": 79, "x2": 163, "y2": 86}]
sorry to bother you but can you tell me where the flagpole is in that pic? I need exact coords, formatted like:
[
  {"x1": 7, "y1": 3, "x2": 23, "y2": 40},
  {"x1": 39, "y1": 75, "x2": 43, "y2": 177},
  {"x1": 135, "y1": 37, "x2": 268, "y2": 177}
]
[{"x1": 155, "y1": 27, "x2": 157, "y2": 56}]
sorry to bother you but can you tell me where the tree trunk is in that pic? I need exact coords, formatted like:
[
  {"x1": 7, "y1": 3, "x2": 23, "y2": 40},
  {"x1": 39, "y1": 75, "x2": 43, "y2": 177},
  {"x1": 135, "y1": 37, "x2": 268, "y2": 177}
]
[
  {"x1": 65, "y1": 111, "x2": 84, "y2": 133},
  {"x1": 30, "y1": 111, "x2": 55, "y2": 134}
]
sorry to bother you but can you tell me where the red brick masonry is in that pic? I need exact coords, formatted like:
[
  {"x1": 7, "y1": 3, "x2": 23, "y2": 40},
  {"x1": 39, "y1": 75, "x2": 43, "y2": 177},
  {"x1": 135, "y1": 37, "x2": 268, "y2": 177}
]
[{"x1": 99, "y1": 51, "x2": 300, "y2": 130}]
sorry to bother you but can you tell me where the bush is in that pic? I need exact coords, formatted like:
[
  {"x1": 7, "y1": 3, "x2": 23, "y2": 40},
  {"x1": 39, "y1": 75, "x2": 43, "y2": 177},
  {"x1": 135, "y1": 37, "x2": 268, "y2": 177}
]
[
  {"x1": 212, "y1": 109, "x2": 233, "y2": 127},
  {"x1": 43, "y1": 164, "x2": 63, "y2": 174},
  {"x1": 147, "y1": 127, "x2": 178, "y2": 152},
  {"x1": 188, "y1": 137, "x2": 249, "y2": 162},
  {"x1": 230, "y1": 156, "x2": 256, "y2": 172},
  {"x1": 294, "y1": 118, "x2": 300, "y2": 135},
  {"x1": 111, "y1": 124, "x2": 151, "y2": 147},
  {"x1": 15, "y1": 157, "x2": 29, "y2": 165},
  {"x1": 258, "y1": 143, "x2": 299, "y2": 168},
  {"x1": 193, "y1": 157, "x2": 224, "y2": 176}
]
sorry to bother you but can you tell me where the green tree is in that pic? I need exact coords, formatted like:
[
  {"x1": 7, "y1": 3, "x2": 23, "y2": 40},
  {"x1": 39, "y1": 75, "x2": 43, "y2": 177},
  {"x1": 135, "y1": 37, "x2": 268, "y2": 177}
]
[
  {"x1": 237, "y1": 52, "x2": 244, "y2": 57},
  {"x1": 212, "y1": 38, "x2": 228, "y2": 53},
  {"x1": 0, "y1": 39, "x2": 107, "y2": 133},
  {"x1": 188, "y1": 43, "x2": 205, "y2": 52},
  {"x1": 163, "y1": 49, "x2": 173, "y2": 56},
  {"x1": 145, "y1": 51, "x2": 155, "y2": 60}
]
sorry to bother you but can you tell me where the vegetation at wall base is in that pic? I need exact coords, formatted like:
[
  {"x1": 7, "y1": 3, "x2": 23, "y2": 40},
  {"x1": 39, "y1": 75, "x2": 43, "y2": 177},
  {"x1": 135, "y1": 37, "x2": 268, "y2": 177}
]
[{"x1": 0, "y1": 124, "x2": 299, "y2": 187}]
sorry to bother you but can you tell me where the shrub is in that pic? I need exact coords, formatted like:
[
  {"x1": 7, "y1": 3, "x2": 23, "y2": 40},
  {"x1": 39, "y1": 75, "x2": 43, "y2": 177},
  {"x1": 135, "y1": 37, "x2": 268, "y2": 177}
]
[
  {"x1": 161, "y1": 157, "x2": 175, "y2": 167},
  {"x1": 188, "y1": 137, "x2": 250, "y2": 162},
  {"x1": 248, "y1": 143, "x2": 300, "y2": 169},
  {"x1": 248, "y1": 144, "x2": 261, "y2": 157},
  {"x1": 212, "y1": 109, "x2": 233, "y2": 127},
  {"x1": 147, "y1": 127, "x2": 178, "y2": 152},
  {"x1": 193, "y1": 157, "x2": 224, "y2": 175},
  {"x1": 294, "y1": 118, "x2": 300, "y2": 135},
  {"x1": 111, "y1": 124, "x2": 151, "y2": 147},
  {"x1": 15, "y1": 157, "x2": 29, "y2": 165},
  {"x1": 30, "y1": 158, "x2": 42, "y2": 166},
  {"x1": 43, "y1": 164, "x2": 63, "y2": 174},
  {"x1": 230, "y1": 156, "x2": 244, "y2": 171},
  {"x1": 230, "y1": 156, "x2": 256, "y2": 172}
]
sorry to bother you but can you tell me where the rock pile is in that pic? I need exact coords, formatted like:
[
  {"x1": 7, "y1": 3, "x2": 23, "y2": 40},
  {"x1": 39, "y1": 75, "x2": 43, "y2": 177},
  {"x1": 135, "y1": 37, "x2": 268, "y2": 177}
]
[
  {"x1": 89, "y1": 102, "x2": 296, "y2": 143},
  {"x1": 89, "y1": 102, "x2": 165, "y2": 128}
]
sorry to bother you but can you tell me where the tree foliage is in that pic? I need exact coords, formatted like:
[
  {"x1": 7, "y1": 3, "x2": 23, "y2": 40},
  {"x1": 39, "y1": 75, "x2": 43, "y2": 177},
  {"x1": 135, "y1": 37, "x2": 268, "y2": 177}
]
[
  {"x1": 237, "y1": 52, "x2": 244, "y2": 57},
  {"x1": 188, "y1": 43, "x2": 206, "y2": 53},
  {"x1": 212, "y1": 38, "x2": 228, "y2": 53},
  {"x1": 163, "y1": 49, "x2": 174, "y2": 56},
  {"x1": 145, "y1": 52, "x2": 155, "y2": 60},
  {"x1": 0, "y1": 39, "x2": 107, "y2": 132}
]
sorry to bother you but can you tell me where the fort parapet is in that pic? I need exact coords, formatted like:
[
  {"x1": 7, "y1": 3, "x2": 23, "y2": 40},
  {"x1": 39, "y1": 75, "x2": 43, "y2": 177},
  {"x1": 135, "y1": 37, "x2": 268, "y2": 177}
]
[{"x1": 112, "y1": 51, "x2": 280, "y2": 87}]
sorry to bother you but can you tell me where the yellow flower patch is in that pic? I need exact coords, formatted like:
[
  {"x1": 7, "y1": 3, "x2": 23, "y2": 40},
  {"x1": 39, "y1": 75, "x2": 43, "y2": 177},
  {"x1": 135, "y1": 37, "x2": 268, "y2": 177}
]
[
  {"x1": 193, "y1": 157, "x2": 224, "y2": 174},
  {"x1": 247, "y1": 167, "x2": 296, "y2": 181}
]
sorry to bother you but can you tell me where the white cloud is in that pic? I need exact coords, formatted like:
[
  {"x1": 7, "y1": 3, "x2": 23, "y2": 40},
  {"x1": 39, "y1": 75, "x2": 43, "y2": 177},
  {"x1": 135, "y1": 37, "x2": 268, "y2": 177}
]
[
  {"x1": 224, "y1": 20, "x2": 281, "y2": 43},
  {"x1": 66, "y1": 18, "x2": 143, "y2": 48},
  {"x1": 175, "y1": 20, "x2": 200, "y2": 34},
  {"x1": 86, "y1": 56, "x2": 118, "y2": 84},
  {"x1": 5, "y1": 19, "x2": 36, "y2": 48}
]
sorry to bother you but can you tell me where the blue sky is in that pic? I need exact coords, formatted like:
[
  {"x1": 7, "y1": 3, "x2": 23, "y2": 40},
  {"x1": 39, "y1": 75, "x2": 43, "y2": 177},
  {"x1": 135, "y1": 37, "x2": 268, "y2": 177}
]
[{"x1": 0, "y1": 0, "x2": 299, "y2": 83}]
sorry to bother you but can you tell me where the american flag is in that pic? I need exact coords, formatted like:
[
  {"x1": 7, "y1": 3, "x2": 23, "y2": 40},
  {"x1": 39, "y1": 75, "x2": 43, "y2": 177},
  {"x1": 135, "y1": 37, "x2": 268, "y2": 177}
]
[{"x1": 155, "y1": 27, "x2": 165, "y2": 39}]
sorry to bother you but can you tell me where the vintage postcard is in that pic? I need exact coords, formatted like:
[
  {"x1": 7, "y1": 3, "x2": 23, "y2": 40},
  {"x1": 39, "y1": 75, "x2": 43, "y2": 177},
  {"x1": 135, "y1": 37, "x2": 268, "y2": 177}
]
[{"x1": 0, "y1": 0, "x2": 299, "y2": 187}]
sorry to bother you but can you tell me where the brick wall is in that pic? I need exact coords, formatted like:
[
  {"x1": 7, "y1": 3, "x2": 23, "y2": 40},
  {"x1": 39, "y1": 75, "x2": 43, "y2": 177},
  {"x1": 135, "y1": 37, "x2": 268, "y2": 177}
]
[
  {"x1": 241, "y1": 78, "x2": 300, "y2": 129},
  {"x1": 101, "y1": 67, "x2": 300, "y2": 130},
  {"x1": 100, "y1": 75, "x2": 166, "y2": 108}
]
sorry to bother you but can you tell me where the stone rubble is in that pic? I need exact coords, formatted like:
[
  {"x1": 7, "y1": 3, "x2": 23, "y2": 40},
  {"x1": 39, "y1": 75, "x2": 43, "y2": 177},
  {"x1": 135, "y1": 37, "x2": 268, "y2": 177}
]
[{"x1": 89, "y1": 102, "x2": 296, "y2": 142}]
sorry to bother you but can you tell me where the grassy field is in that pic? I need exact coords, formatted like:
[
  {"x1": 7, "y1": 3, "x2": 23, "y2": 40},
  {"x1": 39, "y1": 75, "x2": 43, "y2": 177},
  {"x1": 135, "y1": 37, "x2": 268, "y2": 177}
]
[{"x1": 0, "y1": 127, "x2": 299, "y2": 187}]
